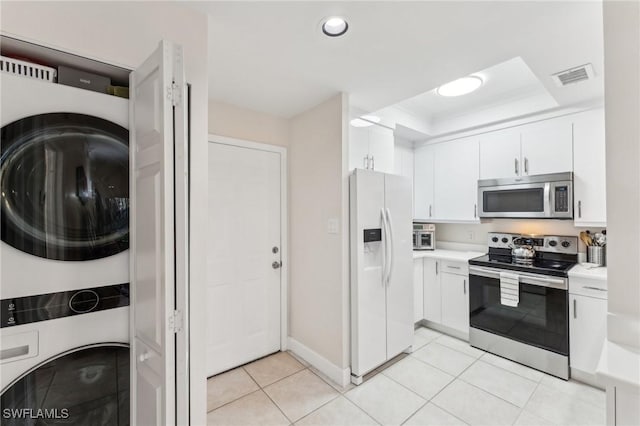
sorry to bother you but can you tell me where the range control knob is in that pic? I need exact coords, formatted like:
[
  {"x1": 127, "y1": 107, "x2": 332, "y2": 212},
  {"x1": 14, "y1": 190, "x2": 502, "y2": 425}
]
[
  {"x1": 491, "y1": 237, "x2": 499, "y2": 243},
  {"x1": 548, "y1": 240, "x2": 558, "y2": 247},
  {"x1": 561, "y1": 240, "x2": 571, "y2": 248},
  {"x1": 501, "y1": 237, "x2": 509, "y2": 244}
]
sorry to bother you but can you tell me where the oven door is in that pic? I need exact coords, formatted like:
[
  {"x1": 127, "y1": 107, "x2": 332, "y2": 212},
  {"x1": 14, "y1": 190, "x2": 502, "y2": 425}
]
[
  {"x1": 478, "y1": 182, "x2": 550, "y2": 219},
  {"x1": 418, "y1": 231, "x2": 434, "y2": 250},
  {"x1": 468, "y1": 266, "x2": 568, "y2": 355}
]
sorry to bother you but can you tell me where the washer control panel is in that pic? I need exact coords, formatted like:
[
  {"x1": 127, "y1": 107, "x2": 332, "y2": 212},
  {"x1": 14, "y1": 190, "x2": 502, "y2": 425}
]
[{"x1": 0, "y1": 283, "x2": 129, "y2": 328}]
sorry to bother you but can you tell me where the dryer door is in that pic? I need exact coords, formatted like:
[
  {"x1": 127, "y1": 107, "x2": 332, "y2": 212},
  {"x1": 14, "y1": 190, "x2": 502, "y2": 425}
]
[
  {"x1": 0, "y1": 344, "x2": 129, "y2": 425},
  {"x1": 1, "y1": 113, "x2": 129, "y2": 261}
]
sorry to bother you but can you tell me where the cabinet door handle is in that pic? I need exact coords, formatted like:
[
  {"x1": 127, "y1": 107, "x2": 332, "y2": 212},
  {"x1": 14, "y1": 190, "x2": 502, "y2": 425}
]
[
  {"x1": 447, "y1": 265, "x2": 461, "y2": 270},
  {"x1": 435, "y1": 262, "x2": 438, "y2": 275},
  {"x1": 524, "y1": 157, "x2": 529, "y2": 174},
  {"x1": 573, "y1": 299, "x2": 577, "y2": 319},
  {"x1": 515, "y1": 158, "x2": 519, "y2": 175},
  {"x1": 463, "y1": 279, "x2": 467, "y2": 295},
  {"x1": 578, "y1": 200, "x2": 582, "y2": 218},
  {"x1": 429, "y1": 204, "x2": 432, "y2": 218},
  {"x1": 363, "y1": 156, "x2": 368, "y2": 169},
  {"x1": 371, "y1": 156, "x2": 375, "y2": 170},
  {"x1": 583, "y1": 286, "x2": 607, "y2": 292},
  {"x1": 474, "y1": 204, "x2": 477, "y2": 218}
]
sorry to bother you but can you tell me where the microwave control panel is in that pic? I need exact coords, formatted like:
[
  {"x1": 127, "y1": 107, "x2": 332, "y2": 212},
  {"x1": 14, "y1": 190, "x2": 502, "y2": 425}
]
[{"x1": 555, "y1": 186, "x2": 569, "y2": 212}]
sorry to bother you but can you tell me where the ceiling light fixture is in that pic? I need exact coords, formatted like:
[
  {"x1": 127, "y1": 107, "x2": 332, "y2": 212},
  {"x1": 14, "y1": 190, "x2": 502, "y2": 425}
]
[
  {"x1": 350, "y1": 115, "x2": 380, "y2": 127},
  {"x1": 436, "y1": 76, "x2": 483, "y2": 97},
  {"x1": 322, "y1": 16, "x2": 349, "y2": 37}
]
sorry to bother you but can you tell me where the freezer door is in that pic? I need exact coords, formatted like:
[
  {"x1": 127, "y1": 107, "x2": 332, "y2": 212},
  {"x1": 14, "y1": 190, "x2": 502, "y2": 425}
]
[
  {"x1": 384, "y1": 173, "x2": 414, "y2": 359},
  {"x1": 350, "y1": 169, "x2": 387, "y2": 377}
]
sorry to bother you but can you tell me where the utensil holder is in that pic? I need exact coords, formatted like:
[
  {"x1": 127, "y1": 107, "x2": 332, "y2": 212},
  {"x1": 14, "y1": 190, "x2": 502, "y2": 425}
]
[{"x1": 587, "y1": 246, "x2": 606, "y2": 266}]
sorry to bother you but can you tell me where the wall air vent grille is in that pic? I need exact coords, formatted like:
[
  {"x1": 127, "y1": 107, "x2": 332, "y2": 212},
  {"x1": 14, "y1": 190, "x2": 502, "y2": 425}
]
[{"x1": 551, "y1": 63, "x2": 595, "y2": 87}]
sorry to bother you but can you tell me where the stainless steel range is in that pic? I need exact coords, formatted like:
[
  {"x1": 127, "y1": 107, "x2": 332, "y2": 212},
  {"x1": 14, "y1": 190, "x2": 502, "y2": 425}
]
[{"x1": 468, "y1": 232, "x2": 578, "y2": 380}]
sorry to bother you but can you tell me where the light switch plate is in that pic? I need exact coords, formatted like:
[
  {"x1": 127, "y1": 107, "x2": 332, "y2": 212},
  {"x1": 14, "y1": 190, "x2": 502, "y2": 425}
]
[{"x1": 327, "y1": 218, "x2": 339, "y2": 234}]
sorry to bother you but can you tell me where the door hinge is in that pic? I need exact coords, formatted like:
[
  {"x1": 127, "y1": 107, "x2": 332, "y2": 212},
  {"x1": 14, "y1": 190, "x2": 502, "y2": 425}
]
[
  {"x1": 169, "y1": 309, "x2": 183, "y2": 333},
  {"x1": 168, "y1": 82, "x2": 181, "y2": 107}
]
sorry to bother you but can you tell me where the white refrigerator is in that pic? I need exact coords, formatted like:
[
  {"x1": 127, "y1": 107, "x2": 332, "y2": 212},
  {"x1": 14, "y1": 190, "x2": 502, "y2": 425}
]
[{"x1": 350, "y1": 168, "x2": 414, "y2": 384}]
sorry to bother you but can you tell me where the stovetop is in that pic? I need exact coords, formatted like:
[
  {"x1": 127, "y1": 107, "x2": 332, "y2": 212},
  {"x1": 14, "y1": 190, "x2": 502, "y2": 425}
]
[
  {"x1": 468, "y1": 232, "x2": 579, "y2": 277},
  {"x1": 468, "y1": 254, "x2": 576, "y2": 277}
]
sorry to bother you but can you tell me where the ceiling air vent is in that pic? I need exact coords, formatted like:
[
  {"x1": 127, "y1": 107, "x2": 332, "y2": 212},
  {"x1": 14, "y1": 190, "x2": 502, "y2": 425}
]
[{"x1": 551, "y1": 63, "x2": 595, "y2": 87}]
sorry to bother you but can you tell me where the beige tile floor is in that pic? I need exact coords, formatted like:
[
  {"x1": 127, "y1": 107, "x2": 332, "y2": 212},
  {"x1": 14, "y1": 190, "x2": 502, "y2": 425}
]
[{"x1": 206, "y1": 327, "x2": 606, "y2": 426}]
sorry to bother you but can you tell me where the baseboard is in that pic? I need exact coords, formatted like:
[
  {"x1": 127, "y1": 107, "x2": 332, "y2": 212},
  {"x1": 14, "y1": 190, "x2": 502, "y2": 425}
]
[
  {"x1": 571, "y1": 367, "x2": 605, "y2": 390},
  {"x1": 420, "y1": 320, "x2": 469, "y2": 342},
  {"x1": 287, "y1": 337, "x2": 351, "y2": 387}
]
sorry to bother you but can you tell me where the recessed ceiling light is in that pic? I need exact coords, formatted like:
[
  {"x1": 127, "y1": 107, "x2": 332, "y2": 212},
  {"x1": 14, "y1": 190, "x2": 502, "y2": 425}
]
[
  {"x1": 350, "y1": 115, "x2": 380, "y2": 127},
  {"x1": 437, "y1": 76, "x2": 483, "y2": 97},
  {"x1": 322, "y1": 16, "x2": 348, "y2": 37}
]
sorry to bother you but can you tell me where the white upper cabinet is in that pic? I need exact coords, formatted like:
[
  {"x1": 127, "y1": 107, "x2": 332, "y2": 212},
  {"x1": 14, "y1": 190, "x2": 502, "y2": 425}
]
[
  {"x1": 520, "y1": 117, "x2": 573, "y2": 175},
  {"x1": 479, "y1": 128, "x2": 521, "y2": 179},
  {"x1": 433, "y1": 137, "x2": 480, "y2": 222},
  {"x1": 349, "y1": 124, "x2": 395, "y2": 174},
  {"x1": 573, "y1": 108, "x2": 606, "y2": 226},
  {"x1": 414, "y1": 145, "x2": 435, "y2": 220},
  {"x1": 368, "y1": 125, "x2": 395, "y2": 173},
  {"x1": 349, "y1": 126, "x2": 371, "y2": 171}
]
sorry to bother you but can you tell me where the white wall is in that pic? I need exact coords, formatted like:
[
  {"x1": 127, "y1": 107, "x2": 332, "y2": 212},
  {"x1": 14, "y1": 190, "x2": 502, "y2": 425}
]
[
  {"x1": 209, "y1": 100, "x2": 289, "y2": 147},
  {"x1": 602, "y1": 0, "x2": 640, "y2": 349},
  {"x1": 0, "y1": 2, "x2": 209, "y2": 423},
  {"x1": 289, "y1": 94, "x2": 350, "y2": 373}
]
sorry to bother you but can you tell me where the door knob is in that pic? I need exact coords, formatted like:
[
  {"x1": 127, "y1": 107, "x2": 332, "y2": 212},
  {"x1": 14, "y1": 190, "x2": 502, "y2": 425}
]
[
  {"x1": 139, "y1": 352, "x2": 152, "y2": 362},
  {"x1": 272, "y1": 261, "x2": 282, "y2": 269}
]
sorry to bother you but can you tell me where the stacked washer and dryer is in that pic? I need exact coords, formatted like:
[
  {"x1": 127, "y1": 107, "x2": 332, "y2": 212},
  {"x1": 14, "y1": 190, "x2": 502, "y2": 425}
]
[{"x1": 1, "y1": 71, "x2": 131, "y2": 425}]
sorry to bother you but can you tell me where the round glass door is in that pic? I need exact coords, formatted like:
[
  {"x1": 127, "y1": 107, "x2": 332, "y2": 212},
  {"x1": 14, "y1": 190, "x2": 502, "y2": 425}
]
[
  {"x1": 1, "y1": 113, "x2": 129, "y2": 261},
  {"x1": 0, "y1": 345, "x2": 129, "y2": 425}
]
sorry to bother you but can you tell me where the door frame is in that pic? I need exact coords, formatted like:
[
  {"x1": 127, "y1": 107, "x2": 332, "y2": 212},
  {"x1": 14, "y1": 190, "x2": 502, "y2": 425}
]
[{"x1": 207, "y1": 134, "x2": 289, "y2": 351}]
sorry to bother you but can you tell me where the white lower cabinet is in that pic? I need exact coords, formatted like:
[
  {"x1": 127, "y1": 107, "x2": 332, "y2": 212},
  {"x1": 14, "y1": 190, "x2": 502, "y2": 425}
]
[
  {"x1": 413, "y1": 258, "x2": 424, "y2": 323},
  {"x1": 416, "y1": 256, "x2": 469, "y2": 337},
  {"x1": 568, "y1": 274, "x2": 607, "y2": 386},
  {"x1": 423, "y1": 258, "x2": 441, "y2": 323},
  {"x1": 440, "y1": 270, "x2": 469, "y2": 334}
]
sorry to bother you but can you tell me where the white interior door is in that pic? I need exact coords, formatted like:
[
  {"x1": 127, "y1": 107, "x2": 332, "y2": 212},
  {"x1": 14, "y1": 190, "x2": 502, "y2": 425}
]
[
  {"x1": 130, "y1": 40, "x2": 186, "y2": 425},
  {"x1": 207, "y1": 141, "x2": 282, "y2": 377}
]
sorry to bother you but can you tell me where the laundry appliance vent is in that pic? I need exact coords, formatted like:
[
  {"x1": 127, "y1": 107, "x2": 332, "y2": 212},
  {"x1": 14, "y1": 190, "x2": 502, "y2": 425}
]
[
  {"x1": 551, "y1": 63, "x2": 595, "y2": 87},
  {"x1": 0, "y1": 55, "x2": 56, "y2": 82}
]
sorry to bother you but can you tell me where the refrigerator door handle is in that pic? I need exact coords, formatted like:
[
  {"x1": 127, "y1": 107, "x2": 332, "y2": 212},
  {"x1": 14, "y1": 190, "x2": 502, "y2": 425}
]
[
  {"x1": 385, "y1": 207, "x2": 394, "y2": 287},
  {"x1": 380, "y1": 208, "x2": 389, "y2": 287}
]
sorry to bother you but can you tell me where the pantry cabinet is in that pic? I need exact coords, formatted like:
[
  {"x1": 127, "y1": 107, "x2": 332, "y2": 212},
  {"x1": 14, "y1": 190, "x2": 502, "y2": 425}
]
[
  {"x1": 573, "y1": 108, "x2": 607, "y2": 226},
  {"x1": 349, "y1": 124, "x2": 394, "y2": 174},
  {"x1": 433, "y1": 137, "x2": 479, "y2": 222}
]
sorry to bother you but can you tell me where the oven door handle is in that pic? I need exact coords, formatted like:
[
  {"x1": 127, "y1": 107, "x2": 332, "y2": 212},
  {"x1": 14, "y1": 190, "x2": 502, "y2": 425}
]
[{"x1": 469, "y1": 266, "x2": 567, "y2": 290}]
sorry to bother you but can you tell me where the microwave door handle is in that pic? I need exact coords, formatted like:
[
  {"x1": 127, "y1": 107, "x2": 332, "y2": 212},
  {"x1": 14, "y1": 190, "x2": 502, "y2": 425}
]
[{"x1": 544, "y1": 183, "x2": 551, "y2": 217}]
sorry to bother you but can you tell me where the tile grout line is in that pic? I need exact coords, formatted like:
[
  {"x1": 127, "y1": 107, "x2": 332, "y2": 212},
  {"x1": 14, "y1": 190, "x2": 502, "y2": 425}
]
[{"x1": 255, "y1": 366, "x2": 306, "y2": 425}]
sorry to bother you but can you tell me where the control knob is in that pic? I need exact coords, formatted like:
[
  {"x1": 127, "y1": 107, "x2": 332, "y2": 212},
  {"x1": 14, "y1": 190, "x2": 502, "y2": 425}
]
[
  {"x1": 491, "y1": 237, "x2": 499, "y2": 243},
  {"x1": 501, "y1": 237, "x2": 509, "y2": 243},
  {"x1": 548, "y1": 240, "x2": 558, "y2": 247},
  {"x1": 561, "y1": 240, "x2": 571, "y2": 248}
]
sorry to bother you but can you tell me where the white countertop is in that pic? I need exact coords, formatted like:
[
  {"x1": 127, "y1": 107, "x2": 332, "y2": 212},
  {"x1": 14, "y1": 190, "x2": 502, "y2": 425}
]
[
  {"x1": 568, "y1": 263, "x2": 608, "y2": 280},
  {"x1": 413, "y1": 249, "x2": 485, "y2": 262},
  {"x1": 597, "y1": 340, "x2": 640, "y2": 390}
]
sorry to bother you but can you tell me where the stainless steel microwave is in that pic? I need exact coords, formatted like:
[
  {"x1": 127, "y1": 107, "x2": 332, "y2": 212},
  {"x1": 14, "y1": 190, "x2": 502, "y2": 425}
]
[
  {"x1": 478, "y1": 172, "x2": 573, "y2": 219},
  {"x1": 413, "y1": 223, "x2": 435, "y2": 250}
]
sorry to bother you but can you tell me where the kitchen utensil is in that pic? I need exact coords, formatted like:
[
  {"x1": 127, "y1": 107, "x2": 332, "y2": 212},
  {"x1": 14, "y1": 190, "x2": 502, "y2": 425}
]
[
  {"x1": 579, "y1": 231, "x2": 592, "y2": 247},
  {"x1": 512, "y1": 237, "x2": 536, "y2": 264},
  {"x1": 594, "y1": 232, "x2": 606, "y2": 247}
]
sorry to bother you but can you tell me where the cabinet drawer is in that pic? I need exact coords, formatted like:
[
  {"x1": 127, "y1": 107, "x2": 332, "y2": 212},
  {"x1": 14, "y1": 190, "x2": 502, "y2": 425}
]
[
  {"x1": 441, "y1": 260, "x2": 468, "y2": 276},
  {"x1": 569, "y1": 277, "x2": 608, "y2": 299}
]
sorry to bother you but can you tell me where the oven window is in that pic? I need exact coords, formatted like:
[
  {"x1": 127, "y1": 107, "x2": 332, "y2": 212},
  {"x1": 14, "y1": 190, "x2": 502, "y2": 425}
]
[
  {"x1": 469, "y1": 274, "x2": 568, "y2": 355},
  {"x1": 1, "y1": 113, "x2": 129, "y2": 261},
  {"x1": 419, "y1": 233, "x2": 432, "y2": 247},
  {"x1": 483, "y1": 188, "x2": 544, "y2": 213}
]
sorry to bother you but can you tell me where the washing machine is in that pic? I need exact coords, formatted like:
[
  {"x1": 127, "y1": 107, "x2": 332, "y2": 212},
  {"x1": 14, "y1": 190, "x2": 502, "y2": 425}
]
[
  {"x1": 1, "y1": 73, "x2": 129, "y2": 300},
  {"x1": 0, "y1": 287, "x2": 129, "y2": 425},
  {"x1": 0, "y1": 73, "x2": 131, "y2": 424}
]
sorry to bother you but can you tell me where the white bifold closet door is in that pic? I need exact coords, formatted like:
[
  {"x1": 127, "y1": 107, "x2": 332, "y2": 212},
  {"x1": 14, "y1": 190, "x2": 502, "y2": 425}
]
[{"x1": 207, "y1": 141, "x2": 282, "y2": 377}]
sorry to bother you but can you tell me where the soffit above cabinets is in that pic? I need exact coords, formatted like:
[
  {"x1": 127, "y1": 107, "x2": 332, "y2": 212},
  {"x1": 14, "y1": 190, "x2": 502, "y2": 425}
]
[{"x1": 188, "y1": 1, "x2": 604, "y2": 121}]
